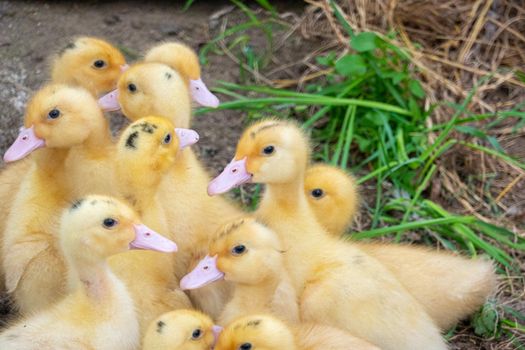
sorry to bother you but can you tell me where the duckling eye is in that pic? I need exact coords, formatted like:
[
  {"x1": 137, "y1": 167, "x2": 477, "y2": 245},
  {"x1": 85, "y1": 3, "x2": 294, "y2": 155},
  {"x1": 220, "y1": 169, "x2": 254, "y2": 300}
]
[
  {"x1": 232, "y1": 245, "x2": 247, "y2": 256},
  {"x1": 311, "y1": 188, "x2": 324, "y2": 199},
  {"x1": 127, "y1": 83, "x2": 137, "y2": 93},
  {"x1": 239, "y1": 343, "x2": 252, "y2": 350},
  {"x1": 48, "y1": 108, "x2": 61, "y2": 119},
  {"x1": 93, "y1": 60, "x2": 106, "y2": 69},
  {"x1": 163, "y1": 133, "x2": 172, "y2": 144},
  {"x1": 262, "y1": 145, "x2": 275, "y2": 155},
  {"x1": 191, "y1": 328, "x2": 202, "y2": 339},
  {"x1": 102, "y1": 218, "x2": 118, "y2": 229}
]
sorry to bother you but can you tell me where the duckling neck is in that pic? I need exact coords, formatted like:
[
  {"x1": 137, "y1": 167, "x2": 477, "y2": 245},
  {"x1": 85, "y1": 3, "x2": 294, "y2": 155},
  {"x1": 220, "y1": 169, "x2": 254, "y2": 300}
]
[
  {"x1": 258, "y1": 179, "x2": 311, "y2": 221},
  {"x1": 33, "y1": 148, "x2": 69, "y2": 174},
  {"x1": 233, "y1": 275, "x2": 280, "y2": 308},
  {"x1": 69, "y1": 258, "x2": 114, "y2": 302},
  {"x1": 82, "y1": 123, "x2": 112, "y2": 155}
]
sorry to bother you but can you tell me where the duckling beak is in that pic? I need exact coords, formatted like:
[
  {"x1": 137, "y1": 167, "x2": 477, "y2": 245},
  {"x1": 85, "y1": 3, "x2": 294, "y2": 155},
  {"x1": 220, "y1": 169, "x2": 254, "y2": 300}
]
[
  {"x1": 120, "y1": 64, "x2": 130, "y2": 73},
  {"x1": 175, "y1": 128, "x2": 200, "y2": 149},
  {"x1": 207, "y1": 157, "x2": 252, "y2": 196},
  {"x1": 180, "y1": 255, "x2": 224, "y2": 290},
  {"x1": 212, "y1": 325, "x2": 223, "y2": 347},
  {"x1": 130, "y1": 224, "x2": 178, "y2": 253},
  {"x1": 3, "y1": 126, "x2": 45, "y2": 162},
  {"x1": 98, "y1": 89, "x2": 121, "y2": 112},
  {"x1": 190, "y1": 78, "x2": 220, "y2": 108}
]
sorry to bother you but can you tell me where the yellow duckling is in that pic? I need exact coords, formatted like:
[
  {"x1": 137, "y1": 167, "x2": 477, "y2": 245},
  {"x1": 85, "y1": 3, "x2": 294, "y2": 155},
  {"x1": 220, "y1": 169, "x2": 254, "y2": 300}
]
[
  {"x1": 2, "y1": 84, "x2": 115, "y2": 314},
  {"x1": 144, "y1": 41, "x2": 220, "y2": 107},
  {"x1": 304, "y1": 163, "x2": 496, "y2": 330},
  {"x1": 181, "y1": 217, "x2": 299, "y2": 326},
  {"x1": 110, "y1": 116, "x2": 194, "y2": 333},
  {"x1": 143, "y1": 309, "x2": 222, "y2": 350},
  {"x1": 208, "y1": 119, "x2": 447, "y2": 350},
  {"x1": 0, "y1": 38, "x2": 127, "y2": 290},
  {"x1": 100, "y1": 62, "x2": 242, "y2": 318},
  {"x1": 51, "y1": 36, "x2": 127, "y2": 97},
  {"x1": 0, "y1": 195, "x2": 177, "y2": 350},
  {"x1": 215, "y1": 314, "x2": 380, "y2": 350},
  {"x1": 304, "y1": 163, "x2": 359, "y2": 235}
]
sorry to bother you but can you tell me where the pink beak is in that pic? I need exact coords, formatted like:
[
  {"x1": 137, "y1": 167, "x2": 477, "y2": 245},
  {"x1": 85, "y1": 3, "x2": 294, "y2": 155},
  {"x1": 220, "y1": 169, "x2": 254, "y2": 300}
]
[
  {"x1": 120, "y1": 64, "x2": 130, "y2": 73},
  {"x1": 175, "y1": 128, "x2": 200, "y2": 149},
  {"x1": 212, "y1": 325, "x2": 223, "y2": 346},
  {"x1": 207, "y1": 157, "x2": 252, "y2": 196},
  {"x1": 98, "y1": 89, "x2": 121, "y2": 112},
  {"x1": 190, "y1": 78, "x2": 220, "y2": 108},
  {"x1": 3, "y1": 126, "x2": 45, "y2": 162},
  {"x1": 130, "y1": 224, "x2": 178, "y2": 253},
  {"x1": 179, "y1": 255, "x2": 224, "y2": 290}
]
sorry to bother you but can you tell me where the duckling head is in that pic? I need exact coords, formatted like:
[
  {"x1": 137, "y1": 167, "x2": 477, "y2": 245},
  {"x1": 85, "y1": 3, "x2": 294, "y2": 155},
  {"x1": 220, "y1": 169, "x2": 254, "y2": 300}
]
[
  {"x1": 215, "y1": 314, "x2": 296, "y2": 350},
  {"x1": 304, "y1": 164, "x2": 359, "y2": 235},
  {"x1": 208, "y1": 119, "x2": 310, "y2": 195},
  {"x1": 116, "y1": 116, "x2": 199, "y2": 186},
  {"x1": 117, "y1": 116, "x2": 180, "y2": 175},
  {"x1": 144, "y1": 41, "x2": 220, "y2": 107},
  {"x1": 99, "y1": 63, "x2": 192, "y2": 128},
  {"x1": 60, "y1": 195, "x2": 178, "y2": 265},
  {"x1": 143, "y1": 309, "x2": 222, "y2": 350},
  {"x1": 51, "y1": 37, "x2": 127, "y2": 96},
  {"x1": 180, "y1": 218, "x2": 283, "y2": 290},
  {"x1": 3, "y1": 84, "x2": 106, "y2": 162}
]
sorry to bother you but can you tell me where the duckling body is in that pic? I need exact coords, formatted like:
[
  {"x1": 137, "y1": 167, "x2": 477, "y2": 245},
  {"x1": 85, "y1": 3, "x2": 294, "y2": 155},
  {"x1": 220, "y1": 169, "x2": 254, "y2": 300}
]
[
  {"x1": 305, "y1": 164, "x2": 496, "y2": 330},
  {"x1": 2, "y1": 151, "x2": 69, "y2": 313},
  {"x1": 143, "y1": 309, "x2": 221, "y2": 350},
  {"x1": 110, "y1": 116, "x2": 192, "y2": 334},
  {"x1": 0, "y1": 195, "x2": 177, "y2": 350},
  {"x1": 181, "y1": 218, "x2": 299, "y2": 326},
  {"x1": 215, "y1": 314, "x2": 380, "y2": 350},
  {"x1": 0, "y1": 158, "x2": 32, "y2": 291},
  {"x1": 357, "y1": 243, "x2": 495, "y2": 330},
  {"x1": 208, "y1": 120, "x2": 447, "y2": 350},
  {"x1": 101, "y1": 63, "x2": 242, "y2": 318}
]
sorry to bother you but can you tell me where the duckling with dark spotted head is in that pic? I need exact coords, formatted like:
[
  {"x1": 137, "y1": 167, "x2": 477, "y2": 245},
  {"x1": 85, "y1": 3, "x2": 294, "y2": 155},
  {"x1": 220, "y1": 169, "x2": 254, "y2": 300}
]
[
  {"x1": 143, "y1": 309, "x2": 222, "y2": 350},
  {"x1": 111, "y1": 116, "x2": 197, "y2": 335}
]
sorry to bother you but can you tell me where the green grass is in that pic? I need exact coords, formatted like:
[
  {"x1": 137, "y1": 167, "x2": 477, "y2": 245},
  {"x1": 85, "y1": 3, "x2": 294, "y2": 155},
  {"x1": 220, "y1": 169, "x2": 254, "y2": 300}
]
[{"x1": 195, "y1": 0, "x2": 525, "y2": 345}]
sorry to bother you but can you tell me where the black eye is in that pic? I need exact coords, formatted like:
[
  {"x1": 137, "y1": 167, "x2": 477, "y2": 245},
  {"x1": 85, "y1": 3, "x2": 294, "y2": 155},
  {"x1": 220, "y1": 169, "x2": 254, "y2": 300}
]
[
  {"x1": 48, "y1": 108, "x2": 60, "y2": 119},
  {"x1": 239, "y1": 343, "x2": 252, "y2": 350},
  {"x1": 191, "y1": 329, "x2": 202, "y2": 339},
  {"x1": 263, "y1": 145, "x2": 274, "y2": 155},
  {"x1": 128, "y1": 83, "x2": 137, "y2": 93},
  {"x1": 163, "y1": 133, "x2": 172, "y2": 144},
  {"x1": 103, "y1": 218, "x2": 118, "y2": 228},
  {"x1": 232, "y1": 245, "x2": 246, "y2": 256},
  {"x1": 311, "y1": 188, "x2": 324, "y2": 198},
  {"x1": 93, "y1": 60, "x2": 106, "y2": 69}
]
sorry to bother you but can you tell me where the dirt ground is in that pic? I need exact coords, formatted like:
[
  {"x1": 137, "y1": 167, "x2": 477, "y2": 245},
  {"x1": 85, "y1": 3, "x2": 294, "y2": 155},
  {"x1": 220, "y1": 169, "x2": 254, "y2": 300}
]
[{"x1": 0, "y1": 1, "x2": 521, "y2": 349}]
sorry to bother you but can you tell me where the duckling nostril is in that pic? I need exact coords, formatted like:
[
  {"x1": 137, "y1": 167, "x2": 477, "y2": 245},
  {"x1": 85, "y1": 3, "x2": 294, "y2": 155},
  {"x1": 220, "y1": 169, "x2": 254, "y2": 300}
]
[
  {"x1": 22, "y1": 136, "x2": 28, "y2": 141},
  {"x1": 232, "y1": 169, "x2": 237, "y2": 173},
  {"x1": 145, "y1": 232, "x2": 151, "y2": 237},
  {"x1": 203, "y1": 266, "x2": 209, "y2": 270}
]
